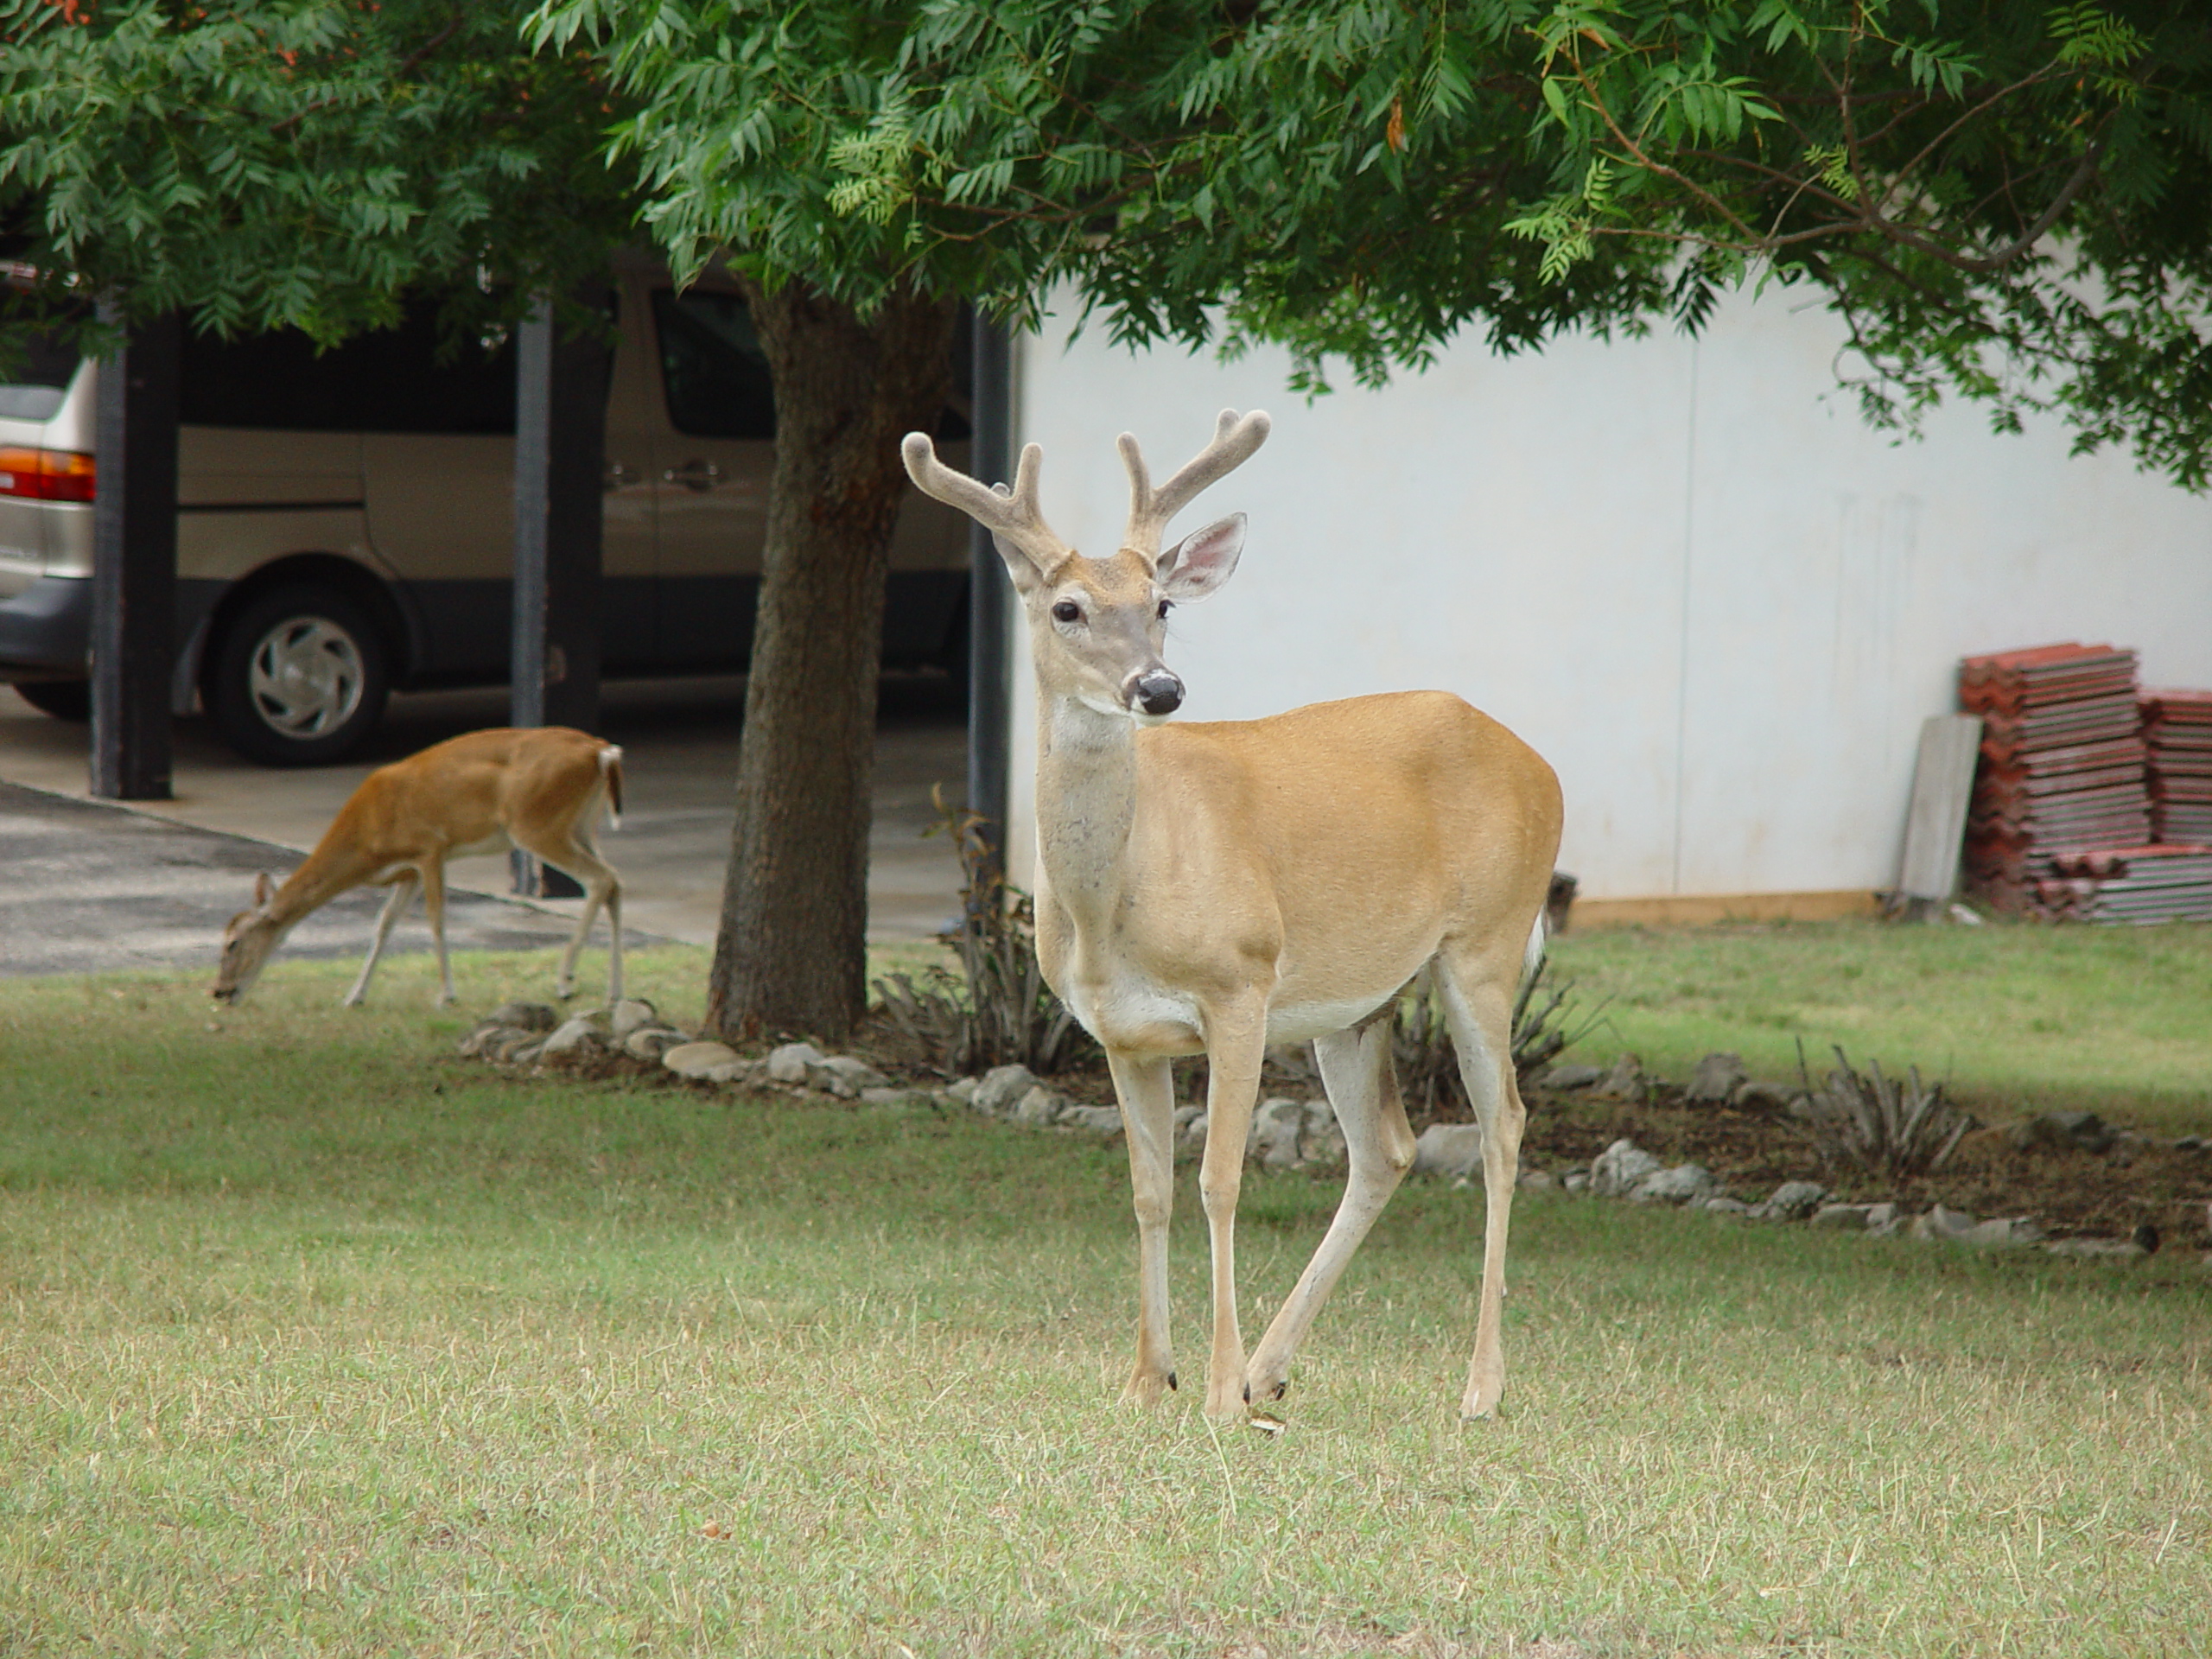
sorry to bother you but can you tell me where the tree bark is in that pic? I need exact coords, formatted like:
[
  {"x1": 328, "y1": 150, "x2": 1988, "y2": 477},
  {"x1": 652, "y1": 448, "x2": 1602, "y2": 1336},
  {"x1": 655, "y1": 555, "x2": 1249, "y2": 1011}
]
[{"x1": 706, "y1": 280, "x2": 957, "y2": 1046}]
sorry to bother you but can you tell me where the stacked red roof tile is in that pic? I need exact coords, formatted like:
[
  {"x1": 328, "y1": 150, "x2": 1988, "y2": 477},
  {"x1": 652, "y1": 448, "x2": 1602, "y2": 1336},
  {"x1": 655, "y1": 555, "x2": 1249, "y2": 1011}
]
[
  {"x1": 1957, "y1": 643, "x2": 2212, "y2": 922},
  {"x1": 2142, "y1": 689, "x2": 2212, "y2": 844},
  {"x1": 2031, "y1": 846, "x2": 2212, "y2": 924}
]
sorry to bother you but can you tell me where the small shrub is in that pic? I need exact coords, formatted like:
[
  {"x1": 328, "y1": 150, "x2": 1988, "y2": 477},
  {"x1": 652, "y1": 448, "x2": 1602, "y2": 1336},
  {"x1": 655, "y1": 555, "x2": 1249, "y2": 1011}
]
[
  {"x1": 872, "y1": 803, "x2": 1096, "y2": 1078},
  {"x1": 1789, "y1": 1042, "x2": 1975, "y2": 1179},
  {"x1": 1394, "y1": 960, "x2": 1605, "y2": 1119}
]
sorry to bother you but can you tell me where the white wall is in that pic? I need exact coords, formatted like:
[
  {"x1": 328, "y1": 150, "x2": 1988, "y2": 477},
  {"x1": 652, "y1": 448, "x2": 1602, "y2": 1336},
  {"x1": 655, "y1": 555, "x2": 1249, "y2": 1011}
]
[{"x1": 1003, "y1": 288, "x2": 2212, "y2": 901}]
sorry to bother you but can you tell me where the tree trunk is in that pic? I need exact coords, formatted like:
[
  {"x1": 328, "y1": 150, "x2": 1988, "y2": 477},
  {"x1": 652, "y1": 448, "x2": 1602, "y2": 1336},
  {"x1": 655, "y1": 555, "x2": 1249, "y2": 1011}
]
[{"x1": 705, "y1": 281, "x2": 957, "y2": 1046}]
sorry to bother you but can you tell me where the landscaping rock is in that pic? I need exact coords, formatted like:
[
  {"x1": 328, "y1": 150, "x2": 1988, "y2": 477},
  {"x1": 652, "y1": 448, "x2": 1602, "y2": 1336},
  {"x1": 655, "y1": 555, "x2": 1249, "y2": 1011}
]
[
  {"x1": 1686, "y1": 1052, "x2": 1749, "y2": 1104},
  {"x1": 608, "y1": 999, "x2": 661, "y2": 1041},
  {"x1": 1701, "y1": 1195, "x2": 1756, "y2": 1215},
  {"x1": 1561, "y1": 1173, "x2": 1591, "y2": 1193},
  {"x1": 539, "y1": 1017, "x2": 607, "y2": 1060},
  {"x1": 859, "y1": 1085, "x2": 926, "y2": 1109},
  {"x1": 623, "y1": 1027, "x2": 689, "y2": 1062},
  {"x1": 2008, "y1": 1109, "x2": 2115, "y2": 1156},
  {"x1": 1414, "y1": 1122, "x2": 1486, "y2": 1182},
  {"x1": 1178, "y1": 1109, "x2": 1211, "y2": 1157},
  {"x1": 1061, "y1": 1103, "x2": 1124, "y2": 1138},
  {"x1": 1628, "y1": 1163, "x2": 1721, "y2": 1205},
  {"x1": 823, "y1": 1054, "x2": 890, "y2": 1089},
  {"x1": 1590, "y1": 1138, "x2": 1663, "y2": 1198},
  {"x1": 1591, "y1": 1056, "x2": 1648, "y2": 1103},
  {"x1": 1812, "y1": 1203, "x2": 1881, "y2": 1230},
  {"x1": 702, "y1": 1058, "x2": 763, "y2": 1086},
  {"x1": 972, "y1": 1065, "x2": 1039, "y2": 1119},
  {"x1": 1252, "y1": 1097, "x2": 1307, "y2": 1169},
  {"x1": 460, "y1": 1023, "x2": 532, "y2": 1059},
  {"x1": 1537, "y1": 1062, "x2": 1605, "y2": 1092},
  {"x1": 2044, "y1": 1236, "x2": 2148, "y2": 1261},
  {"x1": 766, "y1": 1042, "x2": 829, "y2": 1086},
  {"x1": 1912, "y1": 1205, "x2": 2043, "y2": 1248},
  {"x1": 947, "y1": 1076, "x2": 980, "y2": 1105},
  {"x1": 1732, "y1": 1080, "x2": 1805, "y2": 1113},
  {"x1": 1753, "y1": 1180, "x2": 1829, "y2": 1222},
  {"x1": 1016, "y1": 1084, "x2": 1071, "y2": 1126},
  {"x1": 486, "y1": 1001, "x2": 559, "y2": 1033},
  {"x1": 1301, "y1": 1098, "x2": 1346, "y2": 1166},
  {"x1": 1819, "y1": 1201, "x2": 1904, "y2": 1236},
  {"x1": 1517, "y1": 1168, "x2": 1559, "y2": 1192},
  {"x1": 663, "y1": 1040, "x2": 742, "y2": 1080}
]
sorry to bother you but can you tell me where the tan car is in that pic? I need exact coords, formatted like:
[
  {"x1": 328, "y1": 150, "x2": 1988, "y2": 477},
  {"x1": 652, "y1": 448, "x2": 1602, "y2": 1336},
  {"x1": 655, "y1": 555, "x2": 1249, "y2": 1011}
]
[{"x1": 0, "y1": 256, "x2": 971, "y2": 763}]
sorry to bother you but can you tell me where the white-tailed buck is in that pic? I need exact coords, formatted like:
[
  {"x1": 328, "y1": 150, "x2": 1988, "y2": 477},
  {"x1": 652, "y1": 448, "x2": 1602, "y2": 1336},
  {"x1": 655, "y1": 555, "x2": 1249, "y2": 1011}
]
[
  {"x1": 903, "y1": 410, "x2": 1562, "y2": 1422},
  {"x1": 212, "y1": 727, "x2": 625, "y2": 1008}
]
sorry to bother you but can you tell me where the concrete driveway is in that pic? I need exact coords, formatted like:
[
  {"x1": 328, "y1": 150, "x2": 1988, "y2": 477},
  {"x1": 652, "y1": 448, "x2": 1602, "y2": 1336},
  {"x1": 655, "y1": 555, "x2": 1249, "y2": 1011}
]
[
  {"x1": 0, "y1": 779, "x2": 582, "y2": 978},
  {"x1": 0, "y1": 673, "x2": 969, "y2": 961}
]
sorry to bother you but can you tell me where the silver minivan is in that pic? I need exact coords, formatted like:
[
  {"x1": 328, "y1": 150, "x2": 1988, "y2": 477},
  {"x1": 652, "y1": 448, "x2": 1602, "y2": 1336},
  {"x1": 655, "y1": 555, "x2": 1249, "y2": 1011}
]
[{"x1": 0, "y1": 255, "x2": 970, "y2": 763}]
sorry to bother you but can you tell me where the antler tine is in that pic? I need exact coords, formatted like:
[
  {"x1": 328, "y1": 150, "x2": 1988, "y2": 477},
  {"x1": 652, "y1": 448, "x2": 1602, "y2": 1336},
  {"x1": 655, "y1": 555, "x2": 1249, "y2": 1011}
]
[
  {"x1": 901, "y1": 432, "x2": 1068, "y2": 574},
  {"x1": 1120, "y1": 408, "x2": 1271, "y2": 552}
]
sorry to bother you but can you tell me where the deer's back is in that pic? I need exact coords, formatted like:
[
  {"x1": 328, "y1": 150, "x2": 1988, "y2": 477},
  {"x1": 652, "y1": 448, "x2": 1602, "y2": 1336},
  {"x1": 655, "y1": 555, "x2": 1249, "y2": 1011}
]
[{"x1": 334, "y1": 728, "x2": 611, "y2": 863}]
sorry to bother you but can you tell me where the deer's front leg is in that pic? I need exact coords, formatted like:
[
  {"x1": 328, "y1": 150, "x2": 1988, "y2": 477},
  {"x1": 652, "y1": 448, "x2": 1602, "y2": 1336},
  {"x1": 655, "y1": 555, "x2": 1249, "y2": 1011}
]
[
  {"x1": 1196, "y1": 1006, "x2": 1268, "y2": 1422},
  {"x1": 1107, "y1": 1048, "x2": 1179, "y2": 1405}
]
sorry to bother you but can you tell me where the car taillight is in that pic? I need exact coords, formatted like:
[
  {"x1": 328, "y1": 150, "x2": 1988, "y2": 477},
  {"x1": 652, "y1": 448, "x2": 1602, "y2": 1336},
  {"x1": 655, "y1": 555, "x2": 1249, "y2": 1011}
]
[{"x1": 0, "y1": 447, "x2": 95, "y2": 503}]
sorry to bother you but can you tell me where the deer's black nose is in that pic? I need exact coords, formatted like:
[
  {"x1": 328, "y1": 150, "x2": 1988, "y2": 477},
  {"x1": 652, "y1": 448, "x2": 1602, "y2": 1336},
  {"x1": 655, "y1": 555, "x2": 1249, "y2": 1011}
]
[{"x1": 1132, "y1": 670, "x2": 1184, "y2": 716}]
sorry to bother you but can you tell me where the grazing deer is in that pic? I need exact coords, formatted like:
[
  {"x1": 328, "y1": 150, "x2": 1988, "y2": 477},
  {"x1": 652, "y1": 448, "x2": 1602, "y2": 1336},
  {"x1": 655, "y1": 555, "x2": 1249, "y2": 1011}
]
[
  {"x1": 903, "y1": 411, "x2": 1563, "y2": 1422},
  {"x1": 212, "y1": 727, "x2": 625, "y2": 1008}
]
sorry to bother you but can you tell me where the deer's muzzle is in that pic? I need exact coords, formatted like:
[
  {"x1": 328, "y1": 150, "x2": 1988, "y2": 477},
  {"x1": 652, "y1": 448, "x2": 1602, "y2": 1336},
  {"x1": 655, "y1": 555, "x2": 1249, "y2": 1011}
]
[{"x1": 1129, "y1": 670, "x2": 1185, "y2": 717}]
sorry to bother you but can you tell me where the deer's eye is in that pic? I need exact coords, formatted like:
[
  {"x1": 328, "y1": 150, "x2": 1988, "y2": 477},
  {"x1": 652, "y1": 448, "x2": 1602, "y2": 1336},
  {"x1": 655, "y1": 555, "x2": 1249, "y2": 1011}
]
[
  {"x1": 1156, "y1": 600, "x2": 1172, "y2": 620},
  {"x1": 1052, "y1": 601, "x2": 1082, "y2": 624}
]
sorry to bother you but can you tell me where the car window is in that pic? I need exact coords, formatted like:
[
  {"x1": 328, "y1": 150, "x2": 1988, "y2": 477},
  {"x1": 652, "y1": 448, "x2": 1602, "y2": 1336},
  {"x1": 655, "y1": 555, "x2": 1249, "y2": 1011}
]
[
  {"x1": 0, "y1": 326, "x2": 85, "y2": 422},
  {"x1": 181, "y1": 304, "x2": 519, "y2": 435},
  {"x1": 652, "y1": 289, "x2": 774, "y2": 440}
]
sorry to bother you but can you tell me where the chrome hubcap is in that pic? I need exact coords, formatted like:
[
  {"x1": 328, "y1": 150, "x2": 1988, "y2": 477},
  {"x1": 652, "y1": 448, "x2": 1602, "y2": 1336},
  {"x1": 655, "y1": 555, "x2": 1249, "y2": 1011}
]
[{"x1": 246, "y1": 617, "x2": 364, "y2": 738}]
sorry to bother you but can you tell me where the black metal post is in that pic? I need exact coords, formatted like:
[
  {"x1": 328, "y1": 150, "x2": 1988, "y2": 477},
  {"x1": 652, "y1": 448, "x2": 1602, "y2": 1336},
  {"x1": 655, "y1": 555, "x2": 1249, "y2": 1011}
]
[
  {"x1": 965, "y1": 312, "x2": 1014, "y2": 887},
  {"x1": 90, "y1": 305, "x2": 181, "y2": 802},
  {"x1": 511, "y1": 283, "x2": 611, "y2": 897}
]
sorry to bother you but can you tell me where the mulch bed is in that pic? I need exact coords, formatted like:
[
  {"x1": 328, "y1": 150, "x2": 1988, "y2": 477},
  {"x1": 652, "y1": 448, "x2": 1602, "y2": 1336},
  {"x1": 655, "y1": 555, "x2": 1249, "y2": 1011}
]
[
  {"x1": 1516, "y1": 1085, "x2": 2212, "y2": 1247},
  {"x1": 506, "y1": 1014, "x2": 2212, "y2": 1255}
]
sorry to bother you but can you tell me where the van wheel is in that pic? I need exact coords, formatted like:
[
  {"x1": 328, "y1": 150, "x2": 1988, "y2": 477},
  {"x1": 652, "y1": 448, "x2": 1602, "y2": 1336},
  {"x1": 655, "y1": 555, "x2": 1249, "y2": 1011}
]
[
  {"x1": 206, "y1": 585, "x2": 390, "y2": 766},
  {"x1": 12, "y1": 680, "x2": 91, "y2": 721}
]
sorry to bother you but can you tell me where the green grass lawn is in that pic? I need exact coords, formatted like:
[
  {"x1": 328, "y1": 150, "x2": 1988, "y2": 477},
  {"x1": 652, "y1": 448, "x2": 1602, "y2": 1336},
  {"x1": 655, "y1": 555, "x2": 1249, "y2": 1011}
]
[
  {"x1": 1548, "y1": 918, "x2": 2212, "y2": 1135},
  {"x1": 2, "y1": 944, "x2": 2209, "y2": 1656}
]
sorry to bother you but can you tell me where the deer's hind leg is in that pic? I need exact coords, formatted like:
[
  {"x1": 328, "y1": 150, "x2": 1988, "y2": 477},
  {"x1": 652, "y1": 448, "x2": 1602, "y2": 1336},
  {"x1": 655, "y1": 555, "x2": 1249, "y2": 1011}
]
[
  {"x1": 1434, "y1": 934, "x2": 1533, "y2": 1420},
  {"x1": 1244, "y1": 1011, "x2": 1416, "y2": 1408},
  {"x1": 519, "y1": 821, "x2": 623, "y2": 1005}
]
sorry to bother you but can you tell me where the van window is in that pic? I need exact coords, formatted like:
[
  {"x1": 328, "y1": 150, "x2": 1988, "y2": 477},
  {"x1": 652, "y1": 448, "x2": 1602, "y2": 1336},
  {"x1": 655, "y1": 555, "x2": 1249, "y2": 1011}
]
[
  {"x1": 652, "y1": 289, "x2": 774, "y2": 440},
  {"x1": 0, "y1": 327, "x2": 83, "y2": 422},
  {"x1": 181, "y1": 305, "x2": 519, "y2": 435}
]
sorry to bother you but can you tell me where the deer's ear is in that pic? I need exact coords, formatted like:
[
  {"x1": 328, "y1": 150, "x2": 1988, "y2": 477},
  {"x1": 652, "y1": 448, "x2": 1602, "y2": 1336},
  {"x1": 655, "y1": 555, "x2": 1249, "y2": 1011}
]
[
  {"x1": 253, "y1": 872, "x2": 274, "y2": 907},
  {"x1": 1158, "y1": 512, "x2": 1244, "y2": 601}
]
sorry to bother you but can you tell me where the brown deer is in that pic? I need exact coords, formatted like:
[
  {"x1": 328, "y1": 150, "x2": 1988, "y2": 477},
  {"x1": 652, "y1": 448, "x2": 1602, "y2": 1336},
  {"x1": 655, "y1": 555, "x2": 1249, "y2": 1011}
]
[
  {"x1": 212, "y1": 727, "x2": 625, "y2": 1007},
  {"x1": 903, "y1": 411, "x2": 1563, "y2": 1421}
]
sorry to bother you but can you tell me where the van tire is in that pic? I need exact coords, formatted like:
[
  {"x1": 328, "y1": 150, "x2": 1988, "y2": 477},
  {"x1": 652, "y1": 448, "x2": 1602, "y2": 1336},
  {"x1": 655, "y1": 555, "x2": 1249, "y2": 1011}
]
[
  {"x1": 12, "y1": 680, "x2": 91, "y2": 721},
  {"x1": 206, "y1": 584, "x2": 391, "y2": 766}
]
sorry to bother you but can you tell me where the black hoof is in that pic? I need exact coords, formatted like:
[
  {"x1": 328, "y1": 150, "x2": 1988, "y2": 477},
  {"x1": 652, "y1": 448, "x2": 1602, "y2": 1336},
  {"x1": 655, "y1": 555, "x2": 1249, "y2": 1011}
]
[
  {"x1": 1166, "y1": 1371, "x2": 1178, "y2": 1392},
  {"x1": 1269, "y1": 1380, "x2": 1288, "y2": 1402}
]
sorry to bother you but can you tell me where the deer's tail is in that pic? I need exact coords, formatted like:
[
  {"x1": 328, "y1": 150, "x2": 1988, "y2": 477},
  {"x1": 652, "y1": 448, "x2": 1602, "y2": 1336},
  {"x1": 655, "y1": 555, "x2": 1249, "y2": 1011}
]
[{"x1": 598, "y1": 744, "x2": 625, "y2": 830}]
